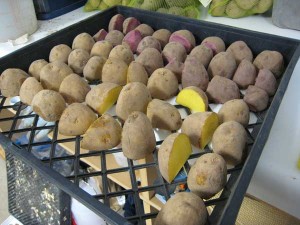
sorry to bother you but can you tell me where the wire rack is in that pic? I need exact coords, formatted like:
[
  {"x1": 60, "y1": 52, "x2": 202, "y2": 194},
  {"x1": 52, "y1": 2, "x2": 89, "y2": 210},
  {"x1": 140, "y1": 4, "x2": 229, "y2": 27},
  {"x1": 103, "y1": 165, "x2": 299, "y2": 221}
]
[{"x1": 0, "y1": 6, "x2": 299, "y2": 225}]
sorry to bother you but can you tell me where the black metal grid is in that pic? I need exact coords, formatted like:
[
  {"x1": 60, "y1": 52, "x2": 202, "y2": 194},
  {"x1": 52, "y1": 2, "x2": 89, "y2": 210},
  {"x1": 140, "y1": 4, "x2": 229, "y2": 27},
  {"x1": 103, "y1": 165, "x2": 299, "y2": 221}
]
[{"x1": 0, "y1": 6, "x2": 300, "y2": 225}]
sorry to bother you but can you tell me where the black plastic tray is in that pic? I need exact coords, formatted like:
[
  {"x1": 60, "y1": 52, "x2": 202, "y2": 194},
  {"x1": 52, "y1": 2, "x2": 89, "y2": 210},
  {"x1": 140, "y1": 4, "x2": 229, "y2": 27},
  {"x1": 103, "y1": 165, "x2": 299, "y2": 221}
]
[{"x1": 0, "y1": 6, "x2": 299, "y2": 225}]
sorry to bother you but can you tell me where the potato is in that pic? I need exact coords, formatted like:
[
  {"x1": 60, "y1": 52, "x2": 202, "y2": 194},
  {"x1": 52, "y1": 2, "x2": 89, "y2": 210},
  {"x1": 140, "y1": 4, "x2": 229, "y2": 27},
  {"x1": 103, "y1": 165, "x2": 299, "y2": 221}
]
[
  {"x1": 168, "y1": 7, "x2": 186, "y2": 16},
  {"x1": 136, "y1": 48, "x2": 164, "y2": 75},
  {"x1": 116, "y1": 82, "x2": 151, "y2": 121},
  {"x1": 147, "y1": 68, "x2": 178, "y2": 100},
  {"x1": 122, "y1": 30, "x2": 143, "y2": 53},
  {"x1": 155, "y1": 192, "x2": 207, "y2": 225},
  {"x1": 58, "y1": 103, "x2": 97, "y2": 136},
  {"x1": 72, "y1": 32, "x2": 95, "y2": 53},
  {"x1": 253, "y1": 50, "x2": 284, "y2": 78},
  {"x1": 93, "y1": 29, "x2": 107, "y2": 42},
  {"x1": 19, "y1": 77, "x2": 43, "y2": 105},
  {"x1": 182, "y1": 55, "x2": 209, "y2": 91},
  {"x1": 162, "y1": 42, "x2": 187, "y2": 63},
  {"x1": 187, "y1": 153, "x2": 227, "y2": 199},
  {"x1": 152, "y1": 29, "x2": 171, "y2": 48},
  {"x1": 68, "y1": 49, "x2": 90, "y2": 74},
  {"x1": 206, "y1": 76, "x2": 240, "y2": 104},
  {"x1": 0, "y1": 68, "x2": 29, "y2": 97},
  {"x1": 134, "y1": 24, "x2": 154, "y2": 38},
  {"x1": 83, "y1": 56, "x2": 106, "y2": 81},
  {"x1": 212, "y1": 121, "x2": 247, "y2": 166},
  {"x1": 102, "y1": 58, "x2": 128, "y2": 85},
  {"x1": 127, "y1": 61, "x2": 148, "y2": 84},
  {"x1": 40, "y1": 61, "x2": 73, "y2": 91},
  {"x1": 165, "y1": 60, "x2": 184, "y2": 82},
  {"x1": 81, "y1": 114, "x2": 122, "y2": 150},
  {"x1": 235, "y1": 0, "x2": 259, "y2": 10},
  {"x1": 108, "y1": 14, "x2": 125, "y2": 32},
  {"x1": 85, "y1": 82, "x2": 122, "y2": 115},
  {"x1": 137, "y1": 36, "x2": 162, "y2": 54},
  {"x1": 181, "y1": 112, "x2": 219, "y2": 149},
  {"x1": 218, "y1": 99, "x2": 249, "y2": 127},
  {"x1": 232, "y1": 59, "x2": 257, "y2": 89},
  {"x1": 176, "y1": 86, "x2": 208, "y2": 112},
  {"x1": 158, "y1": 133, "x2": 191, "y2": 182},
  {"x1": 59, "y1": 74, "x2": 90, "y2": 104},
  {"x1": 226, "y1": 41, "x2": 253, "y2": 64},
  {"x1": 169, "y1": 30, "x2": 196, "y2": 53},
  {"x1": 190, "y1": 44, "x2": 213, "y2": 68},
  {"x1": 109, "y1": 44, "x2": 134, "y2": 65},
  {"x1": 251, "y1": 0, "x2": 273, "y2": 14},
  {"x1": 32, "y1": 90, "x2": 66, "y2": 122},
  {"x1": 105, "y1": 30, "x2": 125, "y2": 46},
  {"x1": 208, "y1": 52, "x2": 237, "y2": 79},
  {"x1": 90, "y1": 41, "x2": 113, "y2": 58},
  {"x1": 210, "y1": 0, "x2": 226, "y2": 16},
  {"x1": 243, "y1": 85, "x2": 269, "y2": 112},
  {"x1": 201, "y1": 36, "x2": 225, "y2": 55},
  {"x1": 28, "y1": 59, "x2": 48, "y2": 81},
  {"x1": 226, "y1": 1, "x2": 246, "y2": 18},
  {"x1": 122, "y1": 111, "x2": 156, "y2": 159},
  {"x1": 255, "y1": 69, "x2": 277, "y2": 96},
  {"x1": 123, "y1": 17, "x2": 140, "y2": 34},
  {"x1": 49, "y1": 44, "x2": 72, "y2": 63},
  {"x1": 147, "y1": 99, "x2": 182, "y2": 131}
]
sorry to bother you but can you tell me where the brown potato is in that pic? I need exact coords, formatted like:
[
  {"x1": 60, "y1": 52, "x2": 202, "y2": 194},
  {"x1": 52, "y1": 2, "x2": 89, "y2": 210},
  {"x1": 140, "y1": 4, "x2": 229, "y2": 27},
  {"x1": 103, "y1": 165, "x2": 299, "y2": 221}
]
[
  {"x1": 105, "y1": 30, "x2": 125, "y2": 46},
  {"x1": 147, "y1": 99, "x2": 182, "y2": 131},
  {"x1": 226, "y1": 41, "x2": 253, "y2": 64},
  {"x1": 116, "y1": 82, "x2": 152, "y2": 121},
  {"x1": 72, "y1": 32, "x2": 95, "y2": 53},
  {"x1": 152, "y1": 29, "x2": 171, "y2": 48},
  {"x1": 0, "y1": 68, "x2": 29, "y2": 97},
  {"x1": 165, "y1": 60, "x2": 184, "y2": 82},
  {"x1": 49, "y1": 44, "x2": 72, "y2": 63},
  {"x1": 169, "y1": 30, "x2": 196, "y2": 53},
  {"x1": 19, "y1": 77, "x2": 43, "y2": 105},
  {"x1": 58, "y1": 103, "x2": 97, "y2": 136},
  {"x1": 187, "y1": 153, "x2": 227, "y2": 199},
  {"x1": 147, "y1": 68, "x2": 178, "y2": 100},
  {"x1": 206, "y1": 76, "x2": 240, "y2": 104},
  {"x1": 122, "y1": 111, "x2": 156, "y2": 160},
  {"x1": 108, "y1": 44, "x2": 134, "y2": 65},
  {"x1": 155, "y1": 192, "x2": 207, "y2": 225},
  {"x1": 83, "y1": 56, "x2": 106, "y2": 81},
  {"x1": 243, "y1": 85, "x2": 269, "y2": 112},
  {"x1": 218, "y1": 99, "x2": 249, "y2": 127},
  {"x1": 68, "y1": 49, "x2": 90, "y2": 74},
  {"x1": 59, "y1": 74, "x2": 90, "y2": 104},
  {"x1": 28, "y1": 59, "x2": 48, "y2": 81},
  {"x1": 40, "y1": 61, "x2": 73, "y2": 91},
  {"x1": 208, "y1": 52, "x2": 237, "y2": 79},
  {"x1": 162, "y1": 42, "x2": 187, "y2": 63},
  {"x1": 254, "y1": 69, "x2": 277, "y2": 96},
  {"x1": 32, "y1": 90, "x2": 66, "y2": 122},
  {"x1": 127, "y1": 61, "x2": 148, "y2": 85},
  {"x1": 90, "y1": 41, "x2": 113, "y2": 58},
  {"x1": 212, "y1": 121, "x2": 247, "y2": 166},
  {"x1": 232, "y1": 59, "x2": 257, "y2": 89},
  {"x1": 81, "y1": 114, "x2": 122, "y2": 150},
  {"x1": 137, "y1": 36, "x2": 162, "y2": 54},
  {"x1": 136, "y1": 48, "x2": 164, "y2": 75},
  {"x1": 134, "y1": 24, "x2": 154, "y2": 37},
  {"x1": 190, "y1": 44, "x2": 213, "y2": 68},
  {"x1": 102, "y1": 58, "x2": 128, "y2": 85},
  {"x1": 201, "y1": 36, "x2": 225, "y2": 55}
]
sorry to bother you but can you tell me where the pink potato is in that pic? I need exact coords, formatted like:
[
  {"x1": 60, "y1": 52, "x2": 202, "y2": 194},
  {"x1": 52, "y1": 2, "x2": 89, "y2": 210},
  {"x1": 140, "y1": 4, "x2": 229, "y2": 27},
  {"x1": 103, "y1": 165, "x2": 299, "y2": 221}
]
[
  {"x1": 122, "y1": 30, "x2": 143, "y2": 53},
  {"x1": 123, "y1": 17, "x2": 141, "y2": 34},
  {"x1": 108, "y1": 14, "x2": 125, "y2": 32},
  {"x1": 134, "y1": 24, "x2": 154, "y2": 37},
  {"x1": 201, "y1": 36, "x2": 225, "y2": 55},
  {"x1": 165, "y1": 59, "x2": 184, "y2": 82},
  {"x1": 136, "y1": 48, "x2": 164, "y2": 75},
  {"x1": 93, "y1": 29, "x2": 108, "y2": 42},
  {"x1": 243, "y1": 85, "x2": 269, "y2": 112},
  {"x1": 162, "y1": 42, "x2": 187, "y2": 63},
  {"x1": 190, "y1": 44, "x2": 213, "y2": 68},
  {"x1": 208, "y1": 52, "x2": 237, "y2": 79},
  {"x1": 105, "y1": 30, "x2": 125, "y2": 46},
  {"x1": 226, "y1": 40, "x2": 253, "y2": 64},
  {"x1": 137, "y1": 36, "x2": 162, "y2": 54},
  {"x1": 233, "y1": 59, "x2": 257, "y2": 89},
  {"x1": 169, "y1": 30, "x2": 196, "y2": 53},
  {"x1": 254, "y1": 69, "x2": 277, "y2": 96}
]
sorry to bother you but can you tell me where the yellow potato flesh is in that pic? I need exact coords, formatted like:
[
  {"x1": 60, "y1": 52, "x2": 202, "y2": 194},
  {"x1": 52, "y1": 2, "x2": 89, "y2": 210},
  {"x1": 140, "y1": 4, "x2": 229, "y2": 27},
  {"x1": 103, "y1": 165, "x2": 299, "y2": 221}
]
[
  {"x1": 200, "y1": 113, "x2": 219, "y2": 149},
  {"x1": 168, "y1": 134, "x2": 192, "y2": 182},
  {"x1": 176, "y1": 89, "x2": 207, "y2": 112},
  {"x1": 97, "y1": 86, "x2": 122, "y2": 114}
]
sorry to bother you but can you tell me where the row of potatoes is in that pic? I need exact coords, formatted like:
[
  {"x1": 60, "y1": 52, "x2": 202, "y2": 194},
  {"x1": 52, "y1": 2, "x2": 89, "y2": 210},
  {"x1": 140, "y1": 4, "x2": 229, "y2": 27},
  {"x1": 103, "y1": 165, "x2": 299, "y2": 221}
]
[{"x1": 0, "y1": 13, "x2": 285, "y2": 225}]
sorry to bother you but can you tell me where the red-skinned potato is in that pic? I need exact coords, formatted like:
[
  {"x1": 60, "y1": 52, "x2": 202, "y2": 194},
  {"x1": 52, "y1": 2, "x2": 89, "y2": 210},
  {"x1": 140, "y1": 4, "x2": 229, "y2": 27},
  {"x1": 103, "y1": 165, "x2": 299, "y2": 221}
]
[
  {"x1": 208, "y1": 52, "x2": 237, "y2": 79},
  {"x1": 243, "y1": 85, "x2": 269, "y2": 112},
  {"x1": 165, "y1": 59, "x2": 184, "y2": 82},
  {"x1": 190, "y1": 44, "x2": 213, "y2": 68},
  {"x1": 137, "y1": 36, "x2": 161, "y2": 54},
  {"x1": 134, "y1": 24, "x2": 154, "y2": 37},
  {"x1": 136, "y1": 48, "x2": 164, "y2": 75},
  {"x1": 232, "y1": 59, "x2": 257, "y2": 89},
  {"x1": 93, "y1": 29, "x2": 108, "y2": 42},
  {"x1": 123, "y1": 17, "x2": 140, "y2": 34},
  {"x1": 122, "y1": 30, "x2": 143, "y2": 53},
  {"x1": 226, "y1": 40, "x2": 253, "y2": 64},
  {"x1": 254, "y1": 69, "x2": 277, "y2": 96},
  {"x1": 201, "y1": 36, "x2": 225, "y2": 55},
  {"x1": 169, "y1": 30, "x2": 196, "y2": 53},
  {"x1": 108, "y1": 14, "x2": 125, "y2": 32},
  {"x1": 162, "y1": 42, "x2": 187, "y2": 63}
]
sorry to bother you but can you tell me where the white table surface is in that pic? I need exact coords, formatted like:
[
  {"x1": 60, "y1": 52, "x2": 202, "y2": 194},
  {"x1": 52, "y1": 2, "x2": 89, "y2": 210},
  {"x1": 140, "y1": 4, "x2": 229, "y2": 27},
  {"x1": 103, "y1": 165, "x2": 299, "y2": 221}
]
[{"x1": 0, "y1": 6, "x2": 300, "y2": 219}]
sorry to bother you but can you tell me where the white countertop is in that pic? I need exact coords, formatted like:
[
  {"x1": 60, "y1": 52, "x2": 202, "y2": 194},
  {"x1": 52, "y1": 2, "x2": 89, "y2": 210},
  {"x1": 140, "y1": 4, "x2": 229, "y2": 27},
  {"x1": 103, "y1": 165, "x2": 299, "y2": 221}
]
[{"x1": 1, "y1": 6, "x2": 300, "y2": 219}]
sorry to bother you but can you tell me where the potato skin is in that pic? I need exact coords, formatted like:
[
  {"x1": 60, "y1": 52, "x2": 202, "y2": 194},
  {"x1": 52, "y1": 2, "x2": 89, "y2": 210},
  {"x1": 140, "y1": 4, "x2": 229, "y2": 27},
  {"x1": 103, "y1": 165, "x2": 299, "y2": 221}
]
[
  {"x1": 169, "y1": 30, "x2": 196, "y2": 53},
  {"x1": 81, "y1": 114, "x2": 122, "y2": 151},
  {"x1": 59, "y1": 74, "x2": 90, "y2": 104},
  {"x1": 0, "y1": 68, "x2": 29, "y2": 97},
  {"x1": 243, "y1": 85, "x2": 269, "y2": 112},
  {"x1": 232, "y1": 59, "x2": 257, "y2": 89},
  {"x1": 165, "y1": 60, "x2": 184, "y2": 82},
  {"x1": 122, "y1": 111, "x2": 156, "y2": 160},
  {"x1": 137, "y1": 36, "x2": 162, "y2": 55},
  {"x1": 147, "y1": 68, "x2": 178, "y2": 100},
  {"x1": 201, "y1": 36, "x2": 225, "y2": 55},
  {"x1": 102, "y1": 58, "x2": 128, "y2": 85},
  {"x1": 116, "y1": 82, "x2": 152, "y2": 121},
  {"x1": 19, "y1": 77, "x2": 43, "y2": 105},
  {"x1": 127, "y1": 61, "x2": 148, "y2": 85},
  {"x1": 32, "y1": 90, "x2": 66, "y2": 122},
  {"x1": 83, "y1": 56, "x2": 106, "y2": 81},
  {"x1": 68, "y1": 49, "x2": 90, "y2": 74},
  {"x1": 212, "y1": 121, "x2": 247, "y2": 166},
  {"x1": 136, "y1": 48, "x2": 164, "y2": 75},
  {"x1": 152, "y1": 29, "x2": 171, "y2": 48},
  {"x1": 122, "y1": 30, "x2": 143, "y2": 53},
  {"x1": 154, "y1": 192, "x2": 207, "y2": 225},
  {"x1": 134, "y1": 24, "x2": 154, "y2": 37},
  {"x1": 218, "y1": 99, "x2": 249, "y2": 127},
  {"x1": 49, "y1": 44, "x2": 72, "y2": 63},
  {"x1": 109, "y1": 44, "x2": 134, "y2": 65},
  {"x1": 254, "y1": 69, "x2": 277, "y2": 96},
  {"x1": 147, "y1": 99, "x2": 182, "y2": 131},
  {"x1": 58, "y1": 103, "x2": 97, "y2": 136},
  {"x1": 187, "y1": 153, "x2": 227, "y2": 199},
  {"x1": 108, "y1": 14, "x2": 125, "y2": 32},
  {"x1": 90, "y1": 41, "x2": 113, "y2": 58},
  {"x1": 206, "y1": 76, "x2": 240, "y2": 104},
  {"x1": 190, "y1": 44, "x2": 213, "y2": 68},
  {"x1": 226, "y1": 41, "x2": 253, "y2": 64},
  {"x1": 28, "y1": 59, "x2": 48, "y2": 81},
  {"x1": 123, "y1": 17, "x2": 141, "y2": 34},
  {"x1": 72, "y1": 32, "x2": 95, "y2": 53},
  {"x1": 208, "y1": 52, "x2": 237, "y2": 79},
  {"x1": 105, "y1": 30, "x2": 125, "y2": 46},
  {"x1": 162, "y1": 42, "x2": 187, "y2": 63},
  {"x1": 40, "y1": 61, "x2": 73, "y2": 91}
]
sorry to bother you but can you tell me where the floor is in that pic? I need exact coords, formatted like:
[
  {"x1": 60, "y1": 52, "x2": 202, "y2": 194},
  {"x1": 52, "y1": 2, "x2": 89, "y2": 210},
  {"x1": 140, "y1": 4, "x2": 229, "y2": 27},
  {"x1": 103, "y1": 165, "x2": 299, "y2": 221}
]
[{"x1": 0, "y1": 158, "x2": 9, "y2": 224}]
